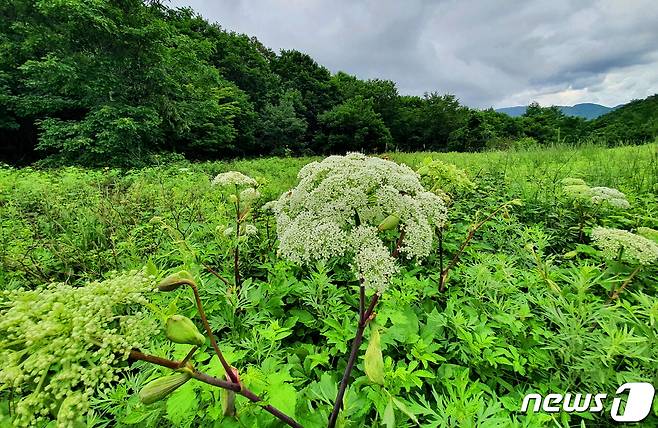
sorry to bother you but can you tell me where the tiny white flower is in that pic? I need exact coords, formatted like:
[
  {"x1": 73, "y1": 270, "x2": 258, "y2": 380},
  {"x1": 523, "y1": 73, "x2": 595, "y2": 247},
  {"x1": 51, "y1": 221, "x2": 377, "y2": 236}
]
[
  {"x1": 211, "y1": 171, "x2": 258, "y2": 187},
  {"x1": 592, "y1": 226, "x2": 658, "y2": 265}
]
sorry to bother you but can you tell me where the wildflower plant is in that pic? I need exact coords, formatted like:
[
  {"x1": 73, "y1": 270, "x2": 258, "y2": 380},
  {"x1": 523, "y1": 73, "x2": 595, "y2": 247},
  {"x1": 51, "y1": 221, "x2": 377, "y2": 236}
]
[
  {"x1": 269, "y1": 153, "x2": 447, "y2": 426},
  {"x1": 211, "y1": 171, "x2": 261, "y2": 288},
  {"x1": 560, "y1": 177, "x2": 630, "y2": 241},
  {"x1": 416, "y1": 157, "x2": 475, "y2": 202},
  {"x1": 0, "y1": 271, "x2": 158, "y2": 427},
  {"x1": 591, "y1": 227, "x2": 658, "y2": 266},
  {"x1": 591, "y1": 226, "x2": 658, "y2": 300}
]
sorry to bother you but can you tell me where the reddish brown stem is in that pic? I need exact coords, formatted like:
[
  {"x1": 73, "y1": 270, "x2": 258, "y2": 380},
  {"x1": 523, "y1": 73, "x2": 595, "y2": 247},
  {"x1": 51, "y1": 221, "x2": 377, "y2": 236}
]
[
  {"x1": 129, "y1": 350, "x2": 302, "y2": 428},
  {"x1": 328, "y1": 293, "x2": 380, "y2": 428},
  {"x1": 608, "y1": 265, "x2": 642, "y2": 302},
  {"x1": 189, "y1": 283, "x2": 239, "y2": 384},
  {"x1": 202, "y1": 263, "x2": 232, "y2": 287},
  {"x1": 391, "y1": 229, "x2": 406, "y2": 258}
]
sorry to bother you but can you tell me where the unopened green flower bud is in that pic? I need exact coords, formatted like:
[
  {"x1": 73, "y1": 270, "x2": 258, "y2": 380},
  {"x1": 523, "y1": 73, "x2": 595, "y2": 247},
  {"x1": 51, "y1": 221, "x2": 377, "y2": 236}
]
[
  {"x1": 139, "y1": 370, "x2": 192, "y2": 404},
  {"x1": 377, "y1": 214, "x2": 400, "y2": 231},
  {"x1": 166, "y1": 315, "x2": 205, "y2": 346},
  {"x1": 364, "y1": 328, "x2": 385, "y2": 385},
  {"x1": 158, "y1": 271, "x2": 196, "y2": 292}
]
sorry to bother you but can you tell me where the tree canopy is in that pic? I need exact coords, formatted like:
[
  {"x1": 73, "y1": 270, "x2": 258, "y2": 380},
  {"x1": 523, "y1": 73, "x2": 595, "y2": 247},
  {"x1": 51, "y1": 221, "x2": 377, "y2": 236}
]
[{"x1": 0, "y1": 0, "x2": 655, "y2": 166}]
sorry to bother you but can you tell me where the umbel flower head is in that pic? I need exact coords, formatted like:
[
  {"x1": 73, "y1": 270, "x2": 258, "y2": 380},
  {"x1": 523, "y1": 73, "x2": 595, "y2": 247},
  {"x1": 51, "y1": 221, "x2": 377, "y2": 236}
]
[
  {"x1": 591, "y1": 226, "x2": 658, "y2": 265},
  {"x1": 416, "y1": 158, "x2": 475, "y2": 199},
  {"x1": 0, "y1": 271, "x2": 157, "y2": 427},
  {"x1": 270, "y1": 153, "x2": 447, "y2": 292},
  {"x1": 561, "y1": 178, "x2": 630, "y2": 209},
  {"x1": 211, "y1": 171, "x2": 258, "y2": 188}
]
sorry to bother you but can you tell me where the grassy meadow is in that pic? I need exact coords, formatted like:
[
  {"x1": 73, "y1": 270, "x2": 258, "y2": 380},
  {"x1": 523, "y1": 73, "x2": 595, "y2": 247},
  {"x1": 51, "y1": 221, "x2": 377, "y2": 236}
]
[{"x1": 1, "y1": 142, "x2": 658, "y2": 427}]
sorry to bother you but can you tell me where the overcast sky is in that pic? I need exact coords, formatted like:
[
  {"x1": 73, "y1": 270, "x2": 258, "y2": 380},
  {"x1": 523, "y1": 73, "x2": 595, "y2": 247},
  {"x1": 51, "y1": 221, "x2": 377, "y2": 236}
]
[{"x1": 168, "y1": 0, "x2": 658, "y2": 108}]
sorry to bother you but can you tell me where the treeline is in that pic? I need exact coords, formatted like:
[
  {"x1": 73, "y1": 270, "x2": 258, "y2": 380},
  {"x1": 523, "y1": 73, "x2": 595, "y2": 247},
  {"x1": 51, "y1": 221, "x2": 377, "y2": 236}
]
[{"x1": 0, "y1": 1, "x2": 656, "y2": 166}]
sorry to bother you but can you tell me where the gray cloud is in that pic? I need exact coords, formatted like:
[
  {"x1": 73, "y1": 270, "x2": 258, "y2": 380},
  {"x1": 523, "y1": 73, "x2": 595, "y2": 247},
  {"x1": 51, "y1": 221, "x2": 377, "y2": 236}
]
[{"x1": 168, "y1": 0, "x2": 658, "y2": 108}]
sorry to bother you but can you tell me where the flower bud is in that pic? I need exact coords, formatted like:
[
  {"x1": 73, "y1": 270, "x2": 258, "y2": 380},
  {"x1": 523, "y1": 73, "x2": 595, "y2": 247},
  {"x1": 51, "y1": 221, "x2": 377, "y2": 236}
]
[
  {"x1": 377, "y1": 214, "x2": 400, "y2": 231},
  {"x1": 139, "y1": 371, "x2": 192, "y2": 404},
  {"x1": 166, "y1": 315, "x2": 205, "y2": 346},
  {"x1": 364, "y1": 328, "x2": 385, "y2": 385},
  {"x1": 158, "y1": 271, "x2": 196, "y2": 292}
]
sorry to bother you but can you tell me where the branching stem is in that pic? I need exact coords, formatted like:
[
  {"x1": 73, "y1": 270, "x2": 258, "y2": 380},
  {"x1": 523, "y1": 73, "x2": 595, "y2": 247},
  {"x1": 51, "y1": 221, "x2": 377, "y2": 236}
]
[
  {"x1": 440, "y1": 201, "x2": 512, "y2": 291},
  {"x1": 608, "y1": 265, "x2": 642, "y2": 302},
  {"x1": 129, "y1": 350, "x2": 302, "y2": 428},
  {"x1": 328, "y1": 291, "x2": 380, "y2": 428}
]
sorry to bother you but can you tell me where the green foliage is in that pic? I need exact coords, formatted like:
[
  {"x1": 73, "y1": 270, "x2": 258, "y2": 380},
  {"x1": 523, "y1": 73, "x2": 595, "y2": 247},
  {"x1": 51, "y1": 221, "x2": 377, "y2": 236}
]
[
  {"x1": 1, "y1": 145, "x2": 657, "y2": 427},
  {"x1": 255, "y1": 90, "x2": 308, "y2": 155},
  {"x1": 3, "y1": 1, "x2": 654, "y2": 165},
  {"x1": 315, "y1": 96, "x2": 393, "y2": 153},
  {"x1": 590, "y1": 94, "x2": 658, "y2": 144},
  {"x1": 417, "y1": 158, "x2": 475, "y2": 200}
]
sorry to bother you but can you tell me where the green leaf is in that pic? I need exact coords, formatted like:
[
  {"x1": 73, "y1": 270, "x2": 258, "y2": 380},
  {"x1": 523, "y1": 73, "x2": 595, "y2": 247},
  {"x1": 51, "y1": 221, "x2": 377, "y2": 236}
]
[
  {"x1": 266, "y1": 383, "x2": 297, "y2": 418},
  {"x1": 382, "y1": 398, "x2": 395, "y2": 428},
  {"x1": 166, "y1": 381, "x2": 198, "y2": 427},
  {"x1": 392, "y1": 397, "x2": 419, "y2": 425}
]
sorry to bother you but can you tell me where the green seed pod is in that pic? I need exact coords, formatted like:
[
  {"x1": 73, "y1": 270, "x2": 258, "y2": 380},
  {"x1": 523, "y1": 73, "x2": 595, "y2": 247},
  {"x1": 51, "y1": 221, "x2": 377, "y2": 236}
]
[
  {"x1": 364, "y1": 328, "x2": 385, "y2": 385},
  {"x1": 377, "y1": 214, "x2": 400, "y2": 231},
  {"x1": 158, "y1": 270, "x2": 196, "y2": 292},
  {"x1": 139, "y1": 371, "x2": 192, "y2": 404},
  {"x1": 166, "y1": 315, "x2": 205, "y2": 346}
]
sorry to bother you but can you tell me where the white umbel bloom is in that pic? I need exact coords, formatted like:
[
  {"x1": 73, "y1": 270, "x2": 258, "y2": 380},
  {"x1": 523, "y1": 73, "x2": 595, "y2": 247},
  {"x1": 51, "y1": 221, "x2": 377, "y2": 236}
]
[
  {"x1": 591, "y1": 226, "x2": 658, "y2": 265},
  {"x1": 211, "y1": 171, "x2": 258, "y2": 187},
  {"x1": 589, "y1": 187, "x2": 630, "y2": 209},
  {"x1": 271, "y1": 153, "x2": 447, "y2": 292},
  {"x1": 239, "y1": 187, "x2": 261, "y2": 204},
  {"x1": 561, "y1": 178, "x2": 630, "y2": 209}
]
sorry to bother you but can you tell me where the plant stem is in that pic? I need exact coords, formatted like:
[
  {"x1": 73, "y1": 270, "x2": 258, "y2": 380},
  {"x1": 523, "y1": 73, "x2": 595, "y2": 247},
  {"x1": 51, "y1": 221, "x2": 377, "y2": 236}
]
[
  {"x1": 177, "y1": 346, "x2": 197, "y2": 369},
  {"x1": 328, "y1": 293, "x2": 380, "y2": 428},
  {"x1": 440, "y1": 201, "x2": 510, "y2": 291},
  {"x1": 391, "y1": 229, "x2": 406, "y2": 258},
  {"x1": 608, "y1": 265, "x2": 642, "y2": 302},
  {"x1": 234, "y1": 197, "x2": 242, "y2": 288},
  {"x1": 202, "y1": 262, "x2": 232, "y2": 287},
  {"x1": 438, "y1": 227, "x2": 444, "y2": 290},
  {"x1": 188, "y1": 283, "x2": 239, "y2": 384},
  {"x1": 129, "y1": 350, "x2": 302, "y2": 428}
]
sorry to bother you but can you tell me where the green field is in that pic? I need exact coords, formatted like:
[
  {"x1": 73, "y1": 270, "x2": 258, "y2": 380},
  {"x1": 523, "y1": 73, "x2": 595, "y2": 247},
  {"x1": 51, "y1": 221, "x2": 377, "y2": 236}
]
[{"x1": 1, "y1": 143, "x2": 658, "y2": 427}]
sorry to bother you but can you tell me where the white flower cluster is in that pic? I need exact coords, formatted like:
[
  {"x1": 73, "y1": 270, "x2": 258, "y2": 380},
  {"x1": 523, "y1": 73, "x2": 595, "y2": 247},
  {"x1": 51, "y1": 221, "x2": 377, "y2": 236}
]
[
  {"x1": 0, "y1": 271, "x2": 158, "y2": 427},
  {"x1": 211, "y1": 171, "x2": 258, "y2": 187},
  {"x1": 589, "y1": 187, "x2": 630, "y2": 209},
  {"x1": 591, "y1": 226, "x2": 658, "y2": 265},
  {"x1": 270, "y1": 153, "x2": 447, "y2": 292},
  {"x1": 561, "y1": 178, "x2": 630, "y2": 209}
]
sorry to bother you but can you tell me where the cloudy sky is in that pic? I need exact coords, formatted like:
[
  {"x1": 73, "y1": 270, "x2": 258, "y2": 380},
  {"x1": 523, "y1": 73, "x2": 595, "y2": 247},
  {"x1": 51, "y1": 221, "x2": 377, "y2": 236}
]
[{"x1": 169, "y1": 0, "x2": 658, "y2": 108}]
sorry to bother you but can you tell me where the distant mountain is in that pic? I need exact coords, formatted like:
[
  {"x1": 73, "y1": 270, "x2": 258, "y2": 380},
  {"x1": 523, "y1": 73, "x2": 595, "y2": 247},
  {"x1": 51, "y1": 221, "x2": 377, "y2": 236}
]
[
  {"x1": 496, "y1": 103, "x2": 619, "y2": 120},
  {"x1": 589, "y1": 94, "x2": 658, "y2": 142}
]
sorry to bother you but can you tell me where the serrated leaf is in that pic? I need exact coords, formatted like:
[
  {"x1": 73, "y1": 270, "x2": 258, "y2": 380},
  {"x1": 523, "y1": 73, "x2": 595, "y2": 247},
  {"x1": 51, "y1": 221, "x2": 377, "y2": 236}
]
[
  {"x1": 166, "y1": 381, "x2": 198, "y2": 427},
  {"x1": 266, "y1": 382, "x2": 297, "y2": 418}
]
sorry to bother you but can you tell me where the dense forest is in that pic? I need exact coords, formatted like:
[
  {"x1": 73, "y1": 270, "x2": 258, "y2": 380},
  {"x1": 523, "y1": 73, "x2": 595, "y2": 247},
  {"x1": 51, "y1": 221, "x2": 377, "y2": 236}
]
[{"x1": 1, "y1": 0, "x2": 656, "y2": 166}]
